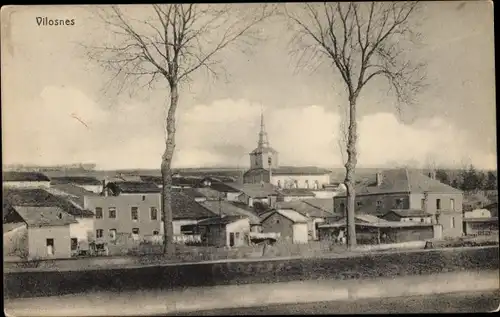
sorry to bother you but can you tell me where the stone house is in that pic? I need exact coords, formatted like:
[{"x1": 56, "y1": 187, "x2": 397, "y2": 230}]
[{"x1": 333, "y1": 168, "x2": 464, "y2": 238}]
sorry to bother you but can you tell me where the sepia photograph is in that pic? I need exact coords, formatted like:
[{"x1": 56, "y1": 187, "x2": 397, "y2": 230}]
[{"x1": 2, "y1": 2, "x2": 499, "y2": 315}]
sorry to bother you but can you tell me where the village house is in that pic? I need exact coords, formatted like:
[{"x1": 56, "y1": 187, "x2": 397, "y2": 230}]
[
  {"x1": 260, "y1": 209, "x2": 309, "y2": 244},
  {"x1": 85, "y1": 182, "x2": 162, "y2": 246},
  {"x1": 50, "y1": 176, "x2": 103, "y2": 193},
  {"x1": 4, "y1": 205, "x2": 77, "y2": 259},
  {"x1": 227, "y1": 182, "x2": 279, "y2": 207},
  {"x1": 275, "y1": 199, "x2": 335, "y2": 241},
  {"x1": 333, "y1": 168, "x2": 464, "y2": 238},
  {"x1": 196, "y1": 216, "x2": 251, "y2": 247},
  {"x1": 463, "y1": 209, "x2": 499, "y2": 236},
  {"x1": 3, "y1": 171, "x2": 51, "y2": 189},
  {"x1": 161, "y1": 191, "x2": 217, "y2": 243},
  {"x1": 3, "y1": 187, "x2": 95, "y2": 255},
  {"x1": 198, "y1": 199, "x2": 262, "y2": 233}
]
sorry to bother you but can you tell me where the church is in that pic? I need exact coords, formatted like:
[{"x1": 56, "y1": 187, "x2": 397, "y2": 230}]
[{"x1": 243, "y1": 111, "x2": 332, "y2": 189}]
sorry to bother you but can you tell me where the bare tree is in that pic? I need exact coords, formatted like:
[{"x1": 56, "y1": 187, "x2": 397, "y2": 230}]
[
  {"x1": 85, "y1": 4, "x2": 274, "y2": 255},
  {"x1": 284, "y1": 2, "x2": 426, "y2": 249}
]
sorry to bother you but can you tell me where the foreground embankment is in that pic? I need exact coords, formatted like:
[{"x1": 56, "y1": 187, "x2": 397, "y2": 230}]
[
  {"x1": 4, "y1": 246, "x2": 499, "y2": 299},
  {"x1": 5, "y1": 271, "x2": 499, "y2": 316}
]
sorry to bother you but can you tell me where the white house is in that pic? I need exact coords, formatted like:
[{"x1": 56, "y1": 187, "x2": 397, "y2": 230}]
[{"x1": 196, "y1": 216, "x2": 251, "y2": 247}]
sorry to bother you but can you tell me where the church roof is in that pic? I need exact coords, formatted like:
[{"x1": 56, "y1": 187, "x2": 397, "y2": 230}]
[{"x1": 244, "y1": 166, "x2": 331, "y2": 176}]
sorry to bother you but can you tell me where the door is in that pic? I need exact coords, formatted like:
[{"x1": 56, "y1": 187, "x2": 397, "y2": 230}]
[
  {"x1": 46, "y1": 238, "x2": 54, "y2": 256},
  {"x1": 229, "y1": 232, "x2": 235, "y2": 247}
]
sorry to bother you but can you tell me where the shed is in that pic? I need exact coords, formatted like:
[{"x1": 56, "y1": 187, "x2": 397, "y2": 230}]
[
  {"x1": 260, "y1": 209, "x2": 309, "y2": 244},
  {"x1": 196, "y1": 216, "x2": 251, "y2": 247}
]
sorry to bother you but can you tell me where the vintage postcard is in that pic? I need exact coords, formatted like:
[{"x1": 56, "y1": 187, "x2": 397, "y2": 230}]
[{"x1": 2, "y1": 2, "x2": 498, "y2": 316}]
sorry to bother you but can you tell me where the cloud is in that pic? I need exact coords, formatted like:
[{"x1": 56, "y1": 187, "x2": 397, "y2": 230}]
[{"x1": 3, "y1": 89, "x2": 496, "y2": 170}]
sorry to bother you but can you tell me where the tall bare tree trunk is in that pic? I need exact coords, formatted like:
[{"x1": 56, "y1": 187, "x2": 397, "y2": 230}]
[
  {"x1": 162, "y1": 83, "x2": 178, "y2": 256},
  {"x1": 344, "y1": 95, "x2": 358, "y2": 249}
]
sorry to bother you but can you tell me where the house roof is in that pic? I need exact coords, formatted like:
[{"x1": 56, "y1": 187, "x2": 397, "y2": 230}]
[
  {"x1": 198, "y1": 200, "x2": 261, "y2": 225},
  {"x1": 3, "y1": 171, "x2": 50, "y2": 182},
  {"x1": 140, "y1": 175, "x2": 204, "y2": 187},
  {"x1": 302, "y1": 198, "x2": 335, "y2": 214},
  {"x1": 172, "y1": 187, "x2": 207, "y2": 199},
  {"x1": 275, "y1": 200, "x2": 332, "y2": 218},
  {"x1": 277, "y1": 188, "x2": 316, "y2": 197},
  {"x1": 106, "y1": 181, "x2": 161, "y2": 194},
  {"x1": 50, "y1": 176, "x2": 102, "y2": 186},
  {"x1": 197, "y1": 215, "x2": 246, "y2": 226},
  {"x1": 244, "y1": 166, "x2": 331, "y2": 177},
  {"x1": 3, "y1": 188, "x2": 94, "y2": 217},
  {"x1": 48, "y1": 184, "x2": 99, "y2": 209},
  {"x1": 13, "y1": 206, "x2": 78, "y2": 227},
  {"x1": 328, "y1": 214, "x2": 388, "y2": 226},
  {"x1": 170, "y1": 192, "x2": 215, "y2": 220},
  {"x1": 386, "y1": 209, "x2": 432, "y2": 218},
  {"x1": 205, "y1": 181, "x2": 242, "y2": 193},
  {"x1": 262, "y1": 209, "x2": 309, "y2": 224},
  {"x1": 225, "y1": 182, "x2": 278, "y2": 198},
  {"x1": 336, "y1": 168, "x2": 462, "y2": 197}
]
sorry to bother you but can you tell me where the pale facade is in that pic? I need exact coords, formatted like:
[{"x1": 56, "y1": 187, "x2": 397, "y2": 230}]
[{"x1": 28, "y1": 226, "x2": 72, "y2": 259}]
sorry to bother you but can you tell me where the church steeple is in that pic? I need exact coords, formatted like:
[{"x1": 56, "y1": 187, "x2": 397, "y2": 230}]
[{"x1": 258, "y1": 108, "x2": 269, "y2": 148}]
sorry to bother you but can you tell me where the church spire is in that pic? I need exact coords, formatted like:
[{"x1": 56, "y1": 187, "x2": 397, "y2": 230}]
[{"x1": 258, "y1": 107, "x2": 269, "y2": 148}]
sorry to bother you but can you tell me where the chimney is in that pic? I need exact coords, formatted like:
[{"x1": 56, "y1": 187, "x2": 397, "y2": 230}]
[{"x1": 376, "y1": 171, "x2": 383, "y2": 186}]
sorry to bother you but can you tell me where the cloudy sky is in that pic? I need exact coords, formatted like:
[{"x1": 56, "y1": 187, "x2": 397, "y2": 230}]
[{"x1": 1, "y1": 2, "x2": 496, "y2": 170}]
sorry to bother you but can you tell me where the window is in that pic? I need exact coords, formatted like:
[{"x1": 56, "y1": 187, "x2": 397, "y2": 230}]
[
  {"x1": 142, "y1": 195, "x2": 146, "y2": 201},
  {"x1": 450, "y1": 199, "x2": 455, "y2": 211},
  {"x1": 356, "y1": 201, "x2": 363, "y2": 208},
  {"x1": 46, "y1": 238, "x2": 54, "y2": 255},
  {"x1": 421, "y1": 199, "x2": 426, "y2": 210},
  {"x1": 108, "y1": 207, "x2": 116, "y2": 219},
  {"x1": 421, "y1": 218, "x2": 425, "y2": 223},
  {"x1": 153, "y1": 230, "x2": 159, "y2": 236},
  {"x1": 451, "y1": 217, "x2": 455, "y2": 228},
  {"x1": 71, "y1": 238, "x2": 78, "y2": 250},
  {"x1": 109, "y1": 229, "x2": 117, "y2": 241},
  {"x1": 376, "y1": 200, "x2": 383, "y2": 212},
  {"x1": 394, "y1": 198, "x2": 404, "y2": 209},
  {"x1": 96, "y1": 229, "x2": 103, "y2": 239},
  {"x1": 131, "y1": 207, "x2": 139, "y2": 221},
  {"x1": 57, "y1": 212, "x2": 62, "y2": 219},
  {"x1": 150, "y1": 207, "x2": 158, "y2": 220},
  {"x1": 276, "y1": 219, "x2": 280, "y2": 224},
  {"x1": 132, "y1": 228, "x2": 140, "y2": 234},
  {"x1": 95, "y1": 207, "x2": 103, "y2": 219},
  {"x1": 436, "y1": 199, "x2": 441, "y2": 210}
]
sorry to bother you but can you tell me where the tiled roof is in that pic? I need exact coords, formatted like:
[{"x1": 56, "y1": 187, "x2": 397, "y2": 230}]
[
  {"x1": 106, "y1": 181, "x2": 161, "y2": 194},
  {"x1": 173, "y1": 187, "x2": 207, "y2": 199},
  {"x1": 276, "y1": 200, "x2": 331, "y2": 218},
  {"x1": 387, "y1": 209, "x2": 432, "y2": 218},
  {"x1": 262, "y1": 209, "x2": 308, "y2": 224},
  {"x1": 337, "y1": 168, "x2": 462, "y2": 197},
  {"x1": 3, "y1": 171, "x2": 50, "y2": 182},
  {"x1": 198, "y1": 200, "x2": 261, "y2": 225},
  {"x1": 197, "y1": 215, "x2": 246, "y2": 226},
  {"x1": 50, "y1": 176, "x2": 102, "y2": 185},
  {"x1": 205, "y1": 181, "x2": 242, "y2": 193},
  {"x1": 225, "y1": 182, "x2": 278, "y2": 198},
  {"x1": 170, "y1": 192, "x2": 215, "y2": 220},
  {"x1": 277, "y1": 188, "x2": 316, "y2": 197},
  {"x1": 3, "y1": 188, "x2": 94, "y2": 217},
  {"x1": 329, "y1": 214, "x2": 387, "y2": 225},
  {"x1": 48, "y1": 184, "x2": 99, "y2": 209},
  {"x1": 13, "y1": 206, "x2": 78, "y2": 227},
  {"x1": 302, "y1": 198, "x2": 335, "y2": 214},
  {"x1": 194, "y1": 187, "x2": 225, "y2": 200}
]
